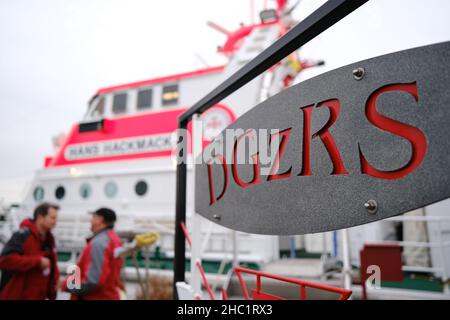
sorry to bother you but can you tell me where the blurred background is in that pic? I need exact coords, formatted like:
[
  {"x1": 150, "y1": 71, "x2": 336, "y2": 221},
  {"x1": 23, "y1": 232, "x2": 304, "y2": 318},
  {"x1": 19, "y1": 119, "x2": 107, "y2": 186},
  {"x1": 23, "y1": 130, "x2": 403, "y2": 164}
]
[{"x1": 0, "y1": 0, "x2": 450, "y2": 300}]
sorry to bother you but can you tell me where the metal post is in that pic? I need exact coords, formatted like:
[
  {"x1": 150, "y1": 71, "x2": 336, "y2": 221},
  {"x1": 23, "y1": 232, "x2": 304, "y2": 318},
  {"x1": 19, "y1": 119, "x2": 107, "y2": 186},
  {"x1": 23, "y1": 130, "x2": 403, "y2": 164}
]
[
  {"x1": 341, "y1": 228, "x2": 352, "y2": 295},
  {"x1": 232, "y1": 230, "x2": 238, "y2": 267},
  {"x1": 322, "y1": 233, "x2": 328, "y2": 260},
  {"x1": 190, "y1": 114, "x2": 203, "y2": 296},
  {"x1": 143, "y1": 246, "x2": 150, "y2": 297},
  {"x1": 436, "y1": 214, "x2": 450, "y2": 295},
  {"x1": 290, "y1": 237, "x2": 296, "y2": 258},
  {"x1": 173, "y1": 120, "x2": 188, "y2": 299},
  {"x1": 333, "y1": 231, "x2": 338, "y2": 257},
  {"x1": 321, "y1": 233, "x2": 328, "y2": 277}
]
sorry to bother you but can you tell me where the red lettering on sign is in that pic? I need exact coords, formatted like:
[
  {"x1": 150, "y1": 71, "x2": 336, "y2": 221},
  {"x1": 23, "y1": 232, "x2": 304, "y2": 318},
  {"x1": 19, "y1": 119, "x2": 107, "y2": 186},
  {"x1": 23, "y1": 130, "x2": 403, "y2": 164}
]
[
  {"x1": 232, "y1": 131, "x2": 262, "y2": 188},
  {"x1": 207, "y1": 154, "x2": 228, "y2": 205},
  {"x1": 299, "y1": 105, "x2": 313, "y2": 176},
  {"x1": 267, "y1": 128, "x2": 292, "y2": 181},
  {"x1": 205, "y1": 82, "x2": 429, "y2": 206},
  {"x1": 359, "y1": 82, "x2": 427, "y2": 180},
  {"x1": 300, "y1": 99, "x2": 349, "y2": 176}
]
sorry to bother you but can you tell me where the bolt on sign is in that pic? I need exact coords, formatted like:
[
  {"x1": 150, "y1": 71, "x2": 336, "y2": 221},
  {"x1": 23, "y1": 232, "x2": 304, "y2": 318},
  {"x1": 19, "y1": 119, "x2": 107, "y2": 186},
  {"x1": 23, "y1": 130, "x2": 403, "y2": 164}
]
[{"x1": 194, "y1": 41, "x2": 450, "y2": 235}]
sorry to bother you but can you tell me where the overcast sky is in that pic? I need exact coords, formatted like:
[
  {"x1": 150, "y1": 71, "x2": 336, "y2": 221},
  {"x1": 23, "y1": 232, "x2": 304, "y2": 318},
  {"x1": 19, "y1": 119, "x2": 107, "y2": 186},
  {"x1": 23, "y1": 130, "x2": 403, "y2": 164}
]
[{"x1": 0, "y1": 0, "x2": 449, "y2": 201}]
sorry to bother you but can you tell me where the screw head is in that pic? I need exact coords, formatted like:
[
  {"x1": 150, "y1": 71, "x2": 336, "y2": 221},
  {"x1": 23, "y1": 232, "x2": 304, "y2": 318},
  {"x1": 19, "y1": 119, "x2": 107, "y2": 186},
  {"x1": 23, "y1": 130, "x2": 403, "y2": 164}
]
[
  {"x1": 364, "y1": 199, "x2": 378, "y2": 214},
  {"x1": 352, "y1": 67, "x2": 365, "y2": 80},
  {"x1": 213, "y1": 214, "x2": 221, "y2": 221}
]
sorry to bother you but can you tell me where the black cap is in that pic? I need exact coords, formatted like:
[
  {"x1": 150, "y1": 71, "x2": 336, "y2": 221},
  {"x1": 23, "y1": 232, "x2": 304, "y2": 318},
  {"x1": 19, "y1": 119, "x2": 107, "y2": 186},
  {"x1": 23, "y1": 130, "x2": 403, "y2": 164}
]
[{"x1": 91, "y1": 207, "x2": 117, "y2": 224}]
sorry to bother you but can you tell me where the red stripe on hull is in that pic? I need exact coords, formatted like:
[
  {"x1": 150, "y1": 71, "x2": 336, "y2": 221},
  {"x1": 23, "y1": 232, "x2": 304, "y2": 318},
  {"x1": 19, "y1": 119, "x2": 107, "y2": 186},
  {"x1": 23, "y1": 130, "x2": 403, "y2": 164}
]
[{"x1": 46, "y1": 105, "x2": 235, "y2": 167}]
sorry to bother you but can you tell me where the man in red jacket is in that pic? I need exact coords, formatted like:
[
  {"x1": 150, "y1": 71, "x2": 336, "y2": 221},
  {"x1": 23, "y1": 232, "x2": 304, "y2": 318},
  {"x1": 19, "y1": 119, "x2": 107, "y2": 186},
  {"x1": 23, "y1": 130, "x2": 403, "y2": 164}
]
[
  {"x1": 62, "y1": 207, "x2": 123, "y2": 300},
  {"x1": 0, "y1": 202, "x2": 60, "y2": 300}
]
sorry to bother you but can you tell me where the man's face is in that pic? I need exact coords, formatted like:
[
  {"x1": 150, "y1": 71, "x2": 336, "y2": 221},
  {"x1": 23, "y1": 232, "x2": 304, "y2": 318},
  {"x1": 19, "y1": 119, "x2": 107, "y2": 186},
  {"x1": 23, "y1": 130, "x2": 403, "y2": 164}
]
[
  {"x1": 90, "y1": 213, "x2": 105, "y2": 233},
  {"x1": 40, "y1": 207, "x2": 58, "y2": 232}
]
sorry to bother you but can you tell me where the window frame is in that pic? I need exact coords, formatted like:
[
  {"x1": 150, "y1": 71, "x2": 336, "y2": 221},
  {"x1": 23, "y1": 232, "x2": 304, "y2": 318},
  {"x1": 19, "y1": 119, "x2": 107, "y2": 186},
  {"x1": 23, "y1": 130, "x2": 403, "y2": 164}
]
[
  {"x1": 161, "y1": 83, "x2": 179, "y2": 107},
  {"x1": 55, "y1": 185, "x2": 66, "y2": 201},
  {"x1": 33, "y1": 186, "x2": 45, "y2": 202},
  {"x1": 112, "y1": 92, "x2": 128, "y2": 115},
  {"x1": 135, "y1": 180, "x2": 148, "y2": 196},
  {"x1": 136, "y1": 87, "x2": 154, "y2": 111},
  {"x1": 89, "y1": 96, "x2": 105, "y2": 119},
  {"x1": 104, "y1": 181, "x2": 119, "y2": 199},
  {"x1": 79, "y1": 183, "x2": 93, "y2": 200}
]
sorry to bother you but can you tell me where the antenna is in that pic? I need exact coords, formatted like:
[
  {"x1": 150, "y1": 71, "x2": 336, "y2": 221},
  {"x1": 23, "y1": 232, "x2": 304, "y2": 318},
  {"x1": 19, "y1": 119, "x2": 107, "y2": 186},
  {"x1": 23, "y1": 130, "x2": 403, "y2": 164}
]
[
  {"x1": 250, "y1": 0, "x2": 255, "y2": 25},
  {"x1": 206, "y1": 21, "x2": 230, "y2": 35},
  {"x1": 194, "y1": 53, "x2": 210, "y2": 68},
  {"x1": 284, "y1": 0, "x2": 301, "y2": 16}
]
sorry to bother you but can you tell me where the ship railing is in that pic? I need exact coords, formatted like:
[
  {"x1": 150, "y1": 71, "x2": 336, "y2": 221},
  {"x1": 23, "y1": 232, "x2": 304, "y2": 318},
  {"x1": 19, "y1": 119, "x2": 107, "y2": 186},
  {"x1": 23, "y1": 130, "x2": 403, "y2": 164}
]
[
  {"x1": 0, "y1": 205, "x2": 20, "y2": 245},
  {"x1": 53, "y1": 214, "x2": 91, "y2": 263},
  {"x1": 54, "y1": 215, "x2": 250, "y2": 255},
  {"x1": 373, "y1": 215, "x2": 450, "y2": 294}
]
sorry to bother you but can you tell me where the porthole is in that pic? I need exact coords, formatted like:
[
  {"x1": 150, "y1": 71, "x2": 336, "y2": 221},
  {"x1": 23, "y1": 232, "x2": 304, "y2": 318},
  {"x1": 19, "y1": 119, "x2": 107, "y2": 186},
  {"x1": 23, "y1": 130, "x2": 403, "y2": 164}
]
[
  {"x1": 104, "y1": 181, "x2": 118, "y2": 198},
  {"x1": 33, "y1": 186, "x2": 45, "y2": 201},
  {"x1": 135, "y1": 180, "x2": 148, "y2": 196},
  {"x1": 55, "y1": 186, "x2": 65, "y2": 200},
  {"x1": 79, "y1": 183, "x2": 92, "y2": 199}
]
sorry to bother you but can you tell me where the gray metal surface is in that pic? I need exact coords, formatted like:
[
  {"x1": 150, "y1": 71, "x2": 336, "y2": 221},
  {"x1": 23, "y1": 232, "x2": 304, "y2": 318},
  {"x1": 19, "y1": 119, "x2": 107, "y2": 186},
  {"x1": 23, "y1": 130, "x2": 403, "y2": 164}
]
[{"x1": 195, "y1": 41, "x2": 450, "y2": 235}]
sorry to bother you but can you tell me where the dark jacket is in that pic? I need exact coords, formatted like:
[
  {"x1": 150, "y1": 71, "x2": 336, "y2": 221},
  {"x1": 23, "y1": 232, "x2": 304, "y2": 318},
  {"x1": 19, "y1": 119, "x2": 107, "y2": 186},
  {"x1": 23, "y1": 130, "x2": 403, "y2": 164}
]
[
  {"x1": 0, "y1": 219, "x2": 59, "y2": 300},
  {"x1": 62, "y1": 228, "x2": 123, "y2": 300}
]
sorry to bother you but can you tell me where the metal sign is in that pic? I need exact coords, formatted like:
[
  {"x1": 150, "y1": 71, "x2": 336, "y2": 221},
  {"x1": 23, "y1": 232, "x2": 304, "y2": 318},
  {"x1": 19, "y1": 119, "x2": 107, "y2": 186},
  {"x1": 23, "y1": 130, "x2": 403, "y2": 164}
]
[{"x1": 195, "y1": 41, "x2": 450, "y2": 235}]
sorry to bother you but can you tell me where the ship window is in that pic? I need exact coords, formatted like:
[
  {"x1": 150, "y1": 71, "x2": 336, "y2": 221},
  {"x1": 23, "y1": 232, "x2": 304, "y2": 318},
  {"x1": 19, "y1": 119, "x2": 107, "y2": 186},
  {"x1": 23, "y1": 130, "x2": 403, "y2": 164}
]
[
  {"x1": 55, "y1": 186, "x2": 65, "y2": 200},
  {"x1": 135, "y1": 180, "x2": 148, "y2": 196},
  {"x1": 90, "y1": 96, "x2": 105, "y2": 118},
  {"x1": 260, "y1": 9, "x2": 278, "y2": 23},
  {"x1": 162, "y1": 84, "x2": 179, "y2": 106},
  {"x1": 104, "y1": 181, "x2": 118, "y2": 198},
  {"x1": 137, "y1": 88, "x2": 153, "y2": 110},
  {"x1": 112, "y1": 93, "x2": 128, "y2": 114},
  {"x1": 79, "y1": 183, "x2": 92, "y2": 199},
  {"x1": 33, "y1": 186, "x2": 45, "y2": 201}
]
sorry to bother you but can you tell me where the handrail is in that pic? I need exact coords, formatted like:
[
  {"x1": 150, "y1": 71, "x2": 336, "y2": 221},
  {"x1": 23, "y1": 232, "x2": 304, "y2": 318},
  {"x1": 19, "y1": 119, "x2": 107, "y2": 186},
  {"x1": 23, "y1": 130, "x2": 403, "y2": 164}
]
[
  {"x1": 234, "y1": 266, "x2": 352, "y2": 300},
  {"x1": 367, "y1": 214, "x2": 449, "y2": 294}
]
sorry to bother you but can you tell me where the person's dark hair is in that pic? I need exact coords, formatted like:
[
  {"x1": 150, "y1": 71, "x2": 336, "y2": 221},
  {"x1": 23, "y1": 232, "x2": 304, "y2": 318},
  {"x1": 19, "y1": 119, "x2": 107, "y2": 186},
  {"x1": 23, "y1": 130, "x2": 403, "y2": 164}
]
[
  {"x1": 92, "y1": 207, "x2": 117, "y2": 228},
  {"x1": 33, "y1": 202, "x2": 59, "y2": 220}
]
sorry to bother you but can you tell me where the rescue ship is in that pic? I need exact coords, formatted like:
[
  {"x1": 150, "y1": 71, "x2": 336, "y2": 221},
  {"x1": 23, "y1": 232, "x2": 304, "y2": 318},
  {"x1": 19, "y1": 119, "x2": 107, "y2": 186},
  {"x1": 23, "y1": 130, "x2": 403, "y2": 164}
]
[{"x1": 1, "y1": 0, "x2": 323, "y2": 280}]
